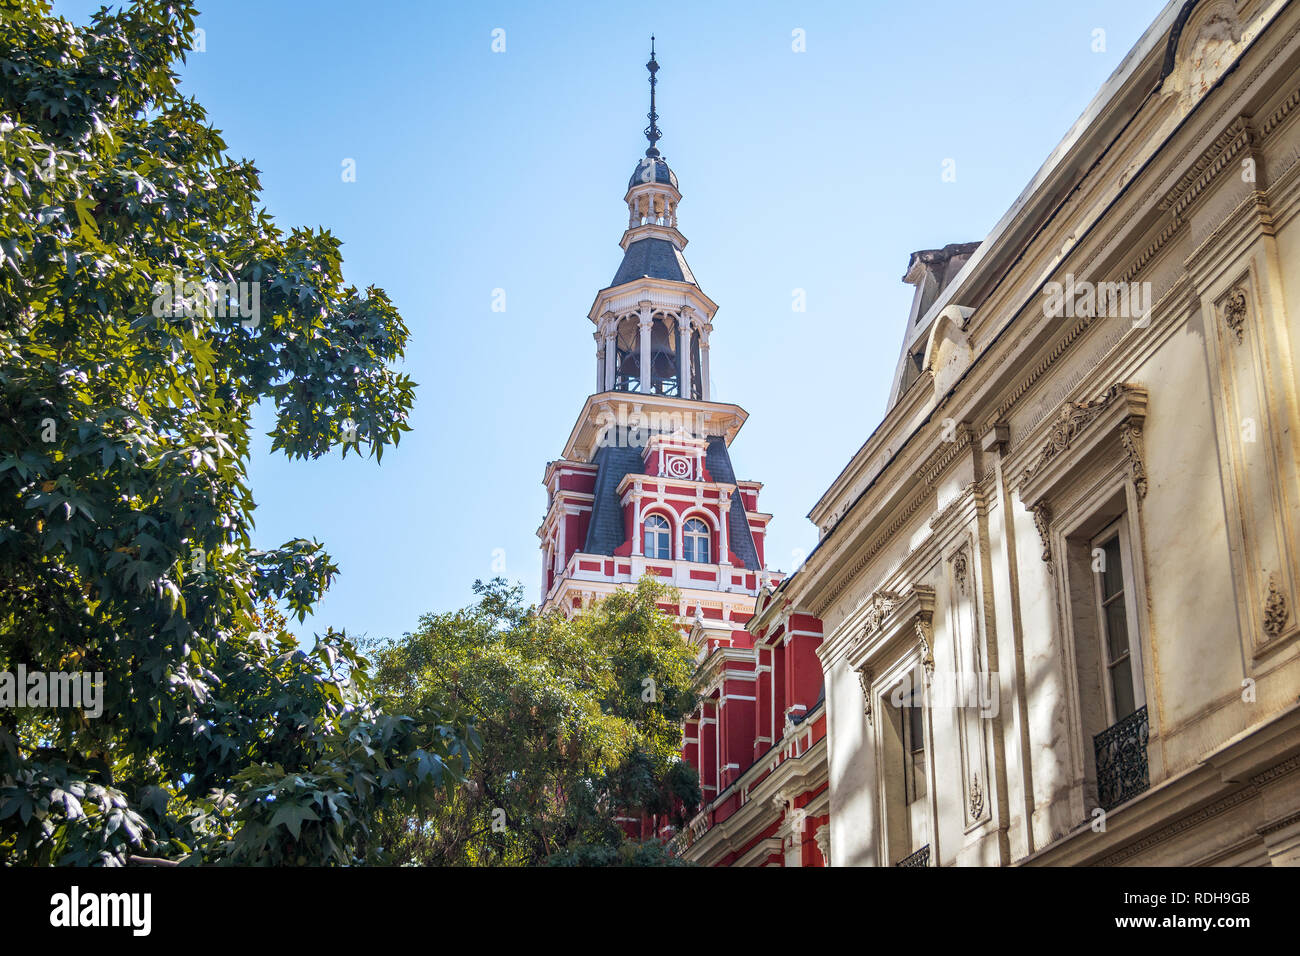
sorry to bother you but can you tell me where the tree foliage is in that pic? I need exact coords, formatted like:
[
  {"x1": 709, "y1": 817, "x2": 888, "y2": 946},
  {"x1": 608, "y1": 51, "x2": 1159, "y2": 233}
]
[
  {"x1": 369, "y1": 577, "x2": 700, "y2": 866},
  {"x1": 0, "y1": 0, "x2": 476, "y2": 865}
]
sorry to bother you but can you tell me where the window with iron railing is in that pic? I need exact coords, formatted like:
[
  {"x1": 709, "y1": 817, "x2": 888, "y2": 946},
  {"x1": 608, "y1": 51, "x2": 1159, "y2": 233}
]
[
  {"x1": 1087, "y1": 518, "x2": 1150, "y2": 811},
  {"x1": 895, "y1": 844, "x2": 930, "y2": 867},
  {"x1": 1095, "y1": 704, "x2": 1149, "y2": 810}
]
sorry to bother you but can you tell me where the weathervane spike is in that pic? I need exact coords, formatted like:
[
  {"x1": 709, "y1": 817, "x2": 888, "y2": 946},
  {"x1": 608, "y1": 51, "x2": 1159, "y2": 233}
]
[{"x1": 644, "y1": 36, "x2": 662, "y2": 158}]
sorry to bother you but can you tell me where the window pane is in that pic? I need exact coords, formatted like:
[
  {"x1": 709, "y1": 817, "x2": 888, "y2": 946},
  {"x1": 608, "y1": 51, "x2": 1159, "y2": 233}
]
[
  {"x1": 1105, "y1": 597, "x2": 1130, "y2": 663},
  {"x1": 1101, "y1": 536, "x2": 1124, "y2": 600},
  {"x1": 901, "y1": 710, "x2": 910, "y2": 797},
  {"x1": 904, "y1": 703, "x2": 927, "y2": 802},
  {"x1": 645, "y1": 516, "x2": 669, "y2": 560},
  {"x1": 908, "y1": 701, "x2": 923, "y2": 742},
  {"x1": 1109, "y1": 660, "x2": 1136, "y2": 720}
]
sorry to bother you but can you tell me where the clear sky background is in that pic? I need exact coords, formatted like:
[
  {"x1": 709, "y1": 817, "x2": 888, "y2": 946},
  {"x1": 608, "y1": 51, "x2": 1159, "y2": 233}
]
[{"x1": 54, "y1": 0, "x2": 1170, "y2": 644}]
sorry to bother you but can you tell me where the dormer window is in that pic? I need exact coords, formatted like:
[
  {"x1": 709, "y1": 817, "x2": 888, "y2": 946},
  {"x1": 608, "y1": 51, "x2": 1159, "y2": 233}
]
[
  {"x1": 683, "y1": 518, "x2": 710, "y2": 563},
  {"x1": 644, "y1": 514, "x2": 671, "y2": 560}
]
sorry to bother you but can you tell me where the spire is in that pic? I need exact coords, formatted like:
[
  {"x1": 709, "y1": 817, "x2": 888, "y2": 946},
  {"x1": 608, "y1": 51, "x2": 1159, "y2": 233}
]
[{"x1": 644, "y1": 36, "x2": 662, "y2": 158}]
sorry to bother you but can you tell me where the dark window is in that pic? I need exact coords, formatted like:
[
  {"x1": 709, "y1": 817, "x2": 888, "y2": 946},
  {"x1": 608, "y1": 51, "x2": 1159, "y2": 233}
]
[
  {"x1": 1094, "y1": 529, "x2": 1139, "y2": 721},
  {"x1": 644, "y1": 514, "x2": 670, "y2": 560},
  {"x1": 903, "y1": 690, "x2": 927, "y2": 803},
  {"x1": 683, "y1": 518, "x2": 710, "y2": 563}
]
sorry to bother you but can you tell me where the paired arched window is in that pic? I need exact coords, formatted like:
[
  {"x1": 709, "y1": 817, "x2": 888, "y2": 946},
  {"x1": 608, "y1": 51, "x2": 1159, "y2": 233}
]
[
  {"x1": 644, "y1": 514, "x2": 671, "y2": 560},
  {"x1": 683, "y1": 517, "x2": 710, "y2": 564}
]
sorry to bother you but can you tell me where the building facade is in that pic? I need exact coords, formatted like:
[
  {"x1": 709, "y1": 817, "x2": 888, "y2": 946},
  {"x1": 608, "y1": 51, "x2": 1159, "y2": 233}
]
[
  {"x1": 766, "y1": 0, "x2": 1300, "y2": 866},
  {"x1": 542, "y1": 0, "x2": 1300, "y2": 867}
]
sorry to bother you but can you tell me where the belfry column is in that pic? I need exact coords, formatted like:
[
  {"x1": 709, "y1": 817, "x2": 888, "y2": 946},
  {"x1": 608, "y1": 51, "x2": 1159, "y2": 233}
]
[
  {"x1": 638, "y1": 301, "x2": 653, "y2": 394},
  {"x1": 699, "y1": 324, "x2": 712, "y2": 400},
  {"x1": 679, "y1": 307, "x2": 693, "y2": 399},
  {"x1": 595, "y1": 331, "x2": 605, "y2": 392},
  {"x1": 602, "y1": 312, "x2": 616, "y2": 391}
]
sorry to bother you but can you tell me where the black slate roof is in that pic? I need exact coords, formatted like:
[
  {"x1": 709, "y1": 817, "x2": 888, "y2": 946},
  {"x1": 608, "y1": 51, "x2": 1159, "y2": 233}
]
[
  {"x1": 610, "y1": 237, "x2": 697, "y2": 288},
  {"x1": 580, "y1": 433, "x2": 762, "y2": 574},
  {"x1": 790, "y1": 685, "x2": 826, "y2": 724},
  {"x1": 627, "y1": 158, "x2": 678, "y2": 190},
  {"x1": 582, "y1": 439, "x2": 646, "y2": 556},
  {"x1": 705, "y1": 436, "x2": 761, "y2": 572}
]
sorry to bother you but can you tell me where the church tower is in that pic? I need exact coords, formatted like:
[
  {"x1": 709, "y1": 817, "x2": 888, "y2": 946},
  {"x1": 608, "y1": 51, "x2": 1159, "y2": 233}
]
[{"x1": 537, "y1": 40, "x2": 781, "y2": 651}]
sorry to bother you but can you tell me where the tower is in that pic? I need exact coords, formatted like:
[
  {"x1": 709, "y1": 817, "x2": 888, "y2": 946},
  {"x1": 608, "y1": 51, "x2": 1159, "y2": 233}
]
[
  {"x1": 537, "y1": 39, "x2": 781, "y2": 649},
  {"x1": 535, "y1": 43, "x2": 825, "y2": 861}
]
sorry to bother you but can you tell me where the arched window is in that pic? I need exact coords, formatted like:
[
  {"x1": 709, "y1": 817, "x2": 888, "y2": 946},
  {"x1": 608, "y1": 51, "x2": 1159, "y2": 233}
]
[
  {"x1": 644, "y1": 514, "x2": 671, "y2": 560},
  {"x1": 683, "y1": 517, "x2": 710, "y2": 563}
]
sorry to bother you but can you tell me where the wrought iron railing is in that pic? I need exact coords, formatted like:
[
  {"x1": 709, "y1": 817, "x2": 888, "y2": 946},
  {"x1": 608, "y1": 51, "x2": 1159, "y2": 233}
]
[
  {"x1": 1094, "y1": 704, "x2": 1149, "y2": 810},
  {"x1": 895, "y1": 844, "x2": 930, "y2": 868}
]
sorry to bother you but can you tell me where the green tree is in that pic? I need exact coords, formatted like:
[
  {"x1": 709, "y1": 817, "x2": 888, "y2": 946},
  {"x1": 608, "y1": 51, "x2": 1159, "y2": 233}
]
[
  {"x1": 0, "y1": 0, "x2": 475, "y2": 865},
  {"x1": 369, "y1": 577, "x2": 701, "y2": 866}
]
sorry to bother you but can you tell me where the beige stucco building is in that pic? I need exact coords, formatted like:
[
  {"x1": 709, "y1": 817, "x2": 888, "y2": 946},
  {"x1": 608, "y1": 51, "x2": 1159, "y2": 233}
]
[{"x1": 771, "y1": 0, "x2": 1300, "y2": 866}]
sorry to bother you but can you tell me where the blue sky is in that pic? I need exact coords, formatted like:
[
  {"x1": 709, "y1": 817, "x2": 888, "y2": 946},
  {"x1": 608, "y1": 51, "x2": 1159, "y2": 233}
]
[{"x1": 54, "y1": 0, "x2": 1169, "y2": 644}]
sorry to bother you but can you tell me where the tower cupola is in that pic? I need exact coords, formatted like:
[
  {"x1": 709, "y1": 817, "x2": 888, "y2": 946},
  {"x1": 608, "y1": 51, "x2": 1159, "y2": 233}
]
[
  {"x1": 625, "y1": 39, "x2": 682, "y2": 233},
  {"x1": 591, "y1": 38, "x2": 717, "y2": 402}
]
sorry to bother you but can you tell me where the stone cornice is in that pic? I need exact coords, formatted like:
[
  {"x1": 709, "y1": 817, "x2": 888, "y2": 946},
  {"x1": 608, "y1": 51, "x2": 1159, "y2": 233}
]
[
  {"x1": 618, "y1": 222, "x2": 687, "y2": 252},
  {"x1": 807, "y1": 427, "x2": 973, "y2": 620},
  {"x1": 587, "y1": 276, "x2": 718, "y2": 324},
  {"x1": 1157, "y1": 115, "x2": 1255, "y2": 219},
  {"x1": 1259, "y1": 80, "x2": 1300, "y2": 138},
  {"x1": 559, "y1": 393, "x2": 748, "y2": 462},
  {"x1": 810, "y1": 487, "x2": 931, "y2": 621},
  {"x1": 1016, "y1": 382, "x2": 1149, "y2": 509},
  {"x1": 928, "y1": 481, "x2": 978, "y2": 532},
  {"x1": 693, "y1": 645, "x2": 758, "y2": 700},
  {"x1": 820, "y1": 584, "x2": 936, "y2": 672}
]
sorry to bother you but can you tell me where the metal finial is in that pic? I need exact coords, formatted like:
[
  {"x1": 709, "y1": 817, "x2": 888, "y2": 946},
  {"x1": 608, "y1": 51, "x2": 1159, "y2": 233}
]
[{"x1": 644, "y1": 36, "x2": 662, "y2": 158}]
